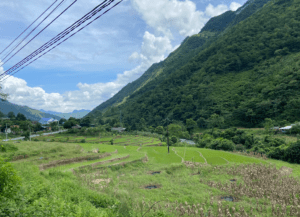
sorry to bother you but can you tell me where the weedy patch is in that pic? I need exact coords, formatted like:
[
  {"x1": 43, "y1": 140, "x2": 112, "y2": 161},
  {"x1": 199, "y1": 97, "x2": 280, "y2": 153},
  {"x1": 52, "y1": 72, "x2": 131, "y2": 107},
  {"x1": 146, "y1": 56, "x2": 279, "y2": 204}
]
[{"x1": 92, "y1": 178, "x2": 111, "y2": 185}]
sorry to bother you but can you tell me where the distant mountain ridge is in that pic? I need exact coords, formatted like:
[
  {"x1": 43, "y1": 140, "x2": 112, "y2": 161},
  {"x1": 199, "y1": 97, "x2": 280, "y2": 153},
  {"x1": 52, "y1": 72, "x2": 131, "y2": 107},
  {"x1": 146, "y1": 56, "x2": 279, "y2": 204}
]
[
  {"x1": 0, "y1": 100, "x2": 61, "y2": 121},
  {"x1": 39, "y1": 109, "x2": 91, "y2": 119}
]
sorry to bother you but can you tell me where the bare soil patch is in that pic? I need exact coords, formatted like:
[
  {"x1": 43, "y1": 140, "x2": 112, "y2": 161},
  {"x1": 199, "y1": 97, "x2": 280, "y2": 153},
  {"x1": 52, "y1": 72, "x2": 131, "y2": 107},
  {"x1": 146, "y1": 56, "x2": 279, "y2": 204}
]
[
  {"x1": 143, "y1": 184, "x2": 161, "y2": 189},
  {"x1": 39, "y1": 152, "x2": 111, "y2": 170},
  {"x1": 147, "y1": 171, "x2": 161, "y2": 175},
  {"x1": 12, "y1": 154, "x2": 29, "y2": 161},
  {"x1": 218, "y1": 195, "x2": 239, "y2": 202},
  {"x1": 92, "y1": 178, "x2": 111, "y2": 185},
  {"x1": 78, "y1": 155, "x2": 130, "y2": 170}
]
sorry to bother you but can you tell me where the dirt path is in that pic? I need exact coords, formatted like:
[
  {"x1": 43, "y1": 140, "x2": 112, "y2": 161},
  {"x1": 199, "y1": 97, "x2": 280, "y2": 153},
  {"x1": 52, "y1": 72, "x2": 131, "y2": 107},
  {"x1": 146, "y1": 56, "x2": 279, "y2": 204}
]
[
  {"x1": 172, "y1": 148, "x2": 184, "y2": 163},
  {"x1": 220, "y1": 157, "x2": 229, "y2": 164},
  {"x1": 197, "y1": 151, "x2": 208, "y2": 165}
]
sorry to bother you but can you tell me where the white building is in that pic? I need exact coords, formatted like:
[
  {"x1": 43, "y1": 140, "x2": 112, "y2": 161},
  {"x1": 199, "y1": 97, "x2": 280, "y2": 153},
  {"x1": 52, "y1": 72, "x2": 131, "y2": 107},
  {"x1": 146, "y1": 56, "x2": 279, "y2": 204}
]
[{"x1": 111, "y1": 127, "x2": 126, "y2": 132}]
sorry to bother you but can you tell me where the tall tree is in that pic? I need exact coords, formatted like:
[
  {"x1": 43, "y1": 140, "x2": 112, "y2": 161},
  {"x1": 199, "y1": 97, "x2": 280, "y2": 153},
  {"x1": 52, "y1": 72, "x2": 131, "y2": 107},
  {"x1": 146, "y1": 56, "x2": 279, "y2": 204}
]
[
  {"x1": 16, "y1": 113, "x2": 27, "y2": 121},
  {"x1": 7, "y1": 112, "x2": 15, "y2": 120},
  {"x1": 59, "y1": 118, "x2": 67, "y2": 125},
  {"x1": 208, "y1": 113, "x2": 224, "y2": 134},
  {"x1": 186, "y1": 118, "x2": 197, "y2": 134}
]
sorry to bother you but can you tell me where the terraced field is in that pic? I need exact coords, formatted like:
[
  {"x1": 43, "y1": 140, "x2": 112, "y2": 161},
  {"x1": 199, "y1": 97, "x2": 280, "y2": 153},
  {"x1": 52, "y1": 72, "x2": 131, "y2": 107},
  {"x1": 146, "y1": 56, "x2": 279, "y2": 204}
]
[{"x1": 3, "y1": 134, "x2": 300, "y2": 217}]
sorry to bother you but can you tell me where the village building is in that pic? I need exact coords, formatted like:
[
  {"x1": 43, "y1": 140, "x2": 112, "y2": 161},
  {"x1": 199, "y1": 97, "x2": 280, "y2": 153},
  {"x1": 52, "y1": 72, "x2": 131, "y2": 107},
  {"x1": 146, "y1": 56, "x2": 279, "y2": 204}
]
[
  {"x1": 179, "y1": 139, "x2": 196, "y2": 145},
  {"x1": 72, "y1": 124, "x2": 82, "y2": 129},
  {"x1": 38, "y1": 118, "x2": 59, "y2": 125},
  {"x1": 111, "y1": 127, "x2": 126, "y2": 133}
]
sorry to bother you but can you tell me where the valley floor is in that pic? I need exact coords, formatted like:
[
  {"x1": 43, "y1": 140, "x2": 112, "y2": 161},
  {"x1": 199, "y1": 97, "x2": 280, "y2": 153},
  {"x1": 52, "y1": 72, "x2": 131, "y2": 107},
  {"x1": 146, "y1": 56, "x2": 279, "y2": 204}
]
[{"x1": 1, "y1": 133, "x2": 300, "y2": 216}]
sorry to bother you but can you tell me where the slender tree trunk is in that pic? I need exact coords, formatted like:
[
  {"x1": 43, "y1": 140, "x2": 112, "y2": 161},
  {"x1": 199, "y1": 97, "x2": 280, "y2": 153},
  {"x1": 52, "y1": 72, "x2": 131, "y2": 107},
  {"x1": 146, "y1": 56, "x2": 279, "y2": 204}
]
[{"x1": 167, "y1": 125, "x2": 169, "y2": 154}]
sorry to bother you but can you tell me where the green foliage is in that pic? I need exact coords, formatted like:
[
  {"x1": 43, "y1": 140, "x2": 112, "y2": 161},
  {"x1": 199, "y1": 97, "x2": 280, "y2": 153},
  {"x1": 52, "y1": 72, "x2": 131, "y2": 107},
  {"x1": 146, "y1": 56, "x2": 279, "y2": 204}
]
[
  {"x1": 155, "y1": 126, "x2": 164, "y2": 134},
  {"x1": 0, "y1": 157, "x2": 21, "y2": 199},
  {"x1": 168, "y1": 124, "x2": 181, "y2": 137},
  {"x1": 81, "y1": 139, "x2": 86, "y2": 143},
  {"x1": 7, "y1": 112, "x2": 15, "y2": 119},
  {"x1": 16, "y1": 113, "x2": 27, "y2": 121},
  {"x1": 186, "y1": 118, "x2": 197, "y2": 134},
  {"x1": 22, "y1": 131, "x2": 30, "y2": 141},
  {"x1": 171, "y1": 136, "x2": 177, "y2": 143},
  {"x1": 283, "y1": 141, "x2": 300, "y2": 163},
  {"x1": 110, "y1": 139, "x2": 114, "y2": 145},
  {"x1": 264, "y1": 118, "x2": 275, "y2": 135},
  {"x1": 89, "y1": 0, "x2": 300, "y2": 132}
]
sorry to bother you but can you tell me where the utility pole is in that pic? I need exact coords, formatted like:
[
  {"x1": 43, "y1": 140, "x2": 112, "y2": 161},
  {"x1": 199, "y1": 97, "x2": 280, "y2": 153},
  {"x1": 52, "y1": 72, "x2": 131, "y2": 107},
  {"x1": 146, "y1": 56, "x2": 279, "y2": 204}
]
[
  {"x1": 120, "y1": 110, "x2": 122, "y2": 127},
  {"x1": 29, "y1": 125, "x2": 31, "y2": 141},
  {"x1": 164, "y1": 118, "x2": 171, "y2": 154},
  {"x1": 167, "y1": 123, "x2": 170, "y2": 154},
  {"x1": 5, "y1": 123, "x2": 7, "y2": 141}
]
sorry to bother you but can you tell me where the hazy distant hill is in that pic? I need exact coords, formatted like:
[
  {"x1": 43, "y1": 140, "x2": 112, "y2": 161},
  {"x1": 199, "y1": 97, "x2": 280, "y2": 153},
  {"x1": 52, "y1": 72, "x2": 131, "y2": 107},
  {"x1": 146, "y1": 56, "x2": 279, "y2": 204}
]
[
  {"x1": 40, "y1": 109, "x2": 91, "y2": 119},
  {"x1": 0, "y1": 100, "x2": 61, "y2": 121},
  {"x1": 87, "y1": 0, "x2": 300, "y2": 129}
]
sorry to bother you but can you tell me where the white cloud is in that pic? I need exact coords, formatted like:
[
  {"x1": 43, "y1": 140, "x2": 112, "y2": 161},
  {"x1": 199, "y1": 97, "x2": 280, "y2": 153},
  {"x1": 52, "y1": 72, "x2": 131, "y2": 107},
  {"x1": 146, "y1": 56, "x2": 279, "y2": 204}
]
[
  {"x1": 205, "y1": 2, "x2": 242, "y2": 17},
  {"x1": 205, "y1": 3, "x2": 228, "y2": 17},
  {"x1": 131, "y1": 0, "x2": 208, "y2": 38},
  {"x1": 0, "y1": 31, "x2": 174, "y2": 113},
  {"x1": 230, "y1": 2, "x2": 242, "y2": 11}
]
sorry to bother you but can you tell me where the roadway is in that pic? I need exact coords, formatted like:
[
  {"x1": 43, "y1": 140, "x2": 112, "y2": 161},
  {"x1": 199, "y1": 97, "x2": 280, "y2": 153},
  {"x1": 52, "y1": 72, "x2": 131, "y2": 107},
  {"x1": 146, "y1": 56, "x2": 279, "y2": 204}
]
[{"x1": 2, "y1": 129, "x2": 68, "y2": 142}]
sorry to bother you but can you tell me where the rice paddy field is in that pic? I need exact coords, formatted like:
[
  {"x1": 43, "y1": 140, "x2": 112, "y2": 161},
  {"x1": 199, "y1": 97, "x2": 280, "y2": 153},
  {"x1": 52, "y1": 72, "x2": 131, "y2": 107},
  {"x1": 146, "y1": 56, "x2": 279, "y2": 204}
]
[{"x1": 1, "y1": 133, "x2": 300, "y2": 216}]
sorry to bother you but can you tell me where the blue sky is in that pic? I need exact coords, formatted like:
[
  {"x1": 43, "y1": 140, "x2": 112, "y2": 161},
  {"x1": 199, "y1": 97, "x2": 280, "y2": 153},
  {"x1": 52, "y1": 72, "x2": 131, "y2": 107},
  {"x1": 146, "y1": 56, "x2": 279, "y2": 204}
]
[{"x1": 0, "y1": 0, "x2": 247, "y2": 113}]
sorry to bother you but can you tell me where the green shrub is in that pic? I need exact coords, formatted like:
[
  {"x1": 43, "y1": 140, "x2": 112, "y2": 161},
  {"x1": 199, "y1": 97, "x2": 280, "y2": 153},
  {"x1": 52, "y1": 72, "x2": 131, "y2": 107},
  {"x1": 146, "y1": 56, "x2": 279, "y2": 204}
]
[
  {"x1": 171, "y1": 136, "x2": 177, "y2": 143},
  {"x1": 0, "y1": 157, "x2": 21, "y2": 199},
  {"x1": 22, "y1": 131, "x2": 30, "y2": 141},
  {"x1": 283, "y1": 141, "x2": 300, "y2": 163},
  {"x1": 235, "y1": 144, "x2": 246, "y2": 152},
  {"x1": 0, "y1": 144, "x2": 18, "y2": 153},
  {"x1": 80, "y1": 139, "x2": 86, "y2": 143}
]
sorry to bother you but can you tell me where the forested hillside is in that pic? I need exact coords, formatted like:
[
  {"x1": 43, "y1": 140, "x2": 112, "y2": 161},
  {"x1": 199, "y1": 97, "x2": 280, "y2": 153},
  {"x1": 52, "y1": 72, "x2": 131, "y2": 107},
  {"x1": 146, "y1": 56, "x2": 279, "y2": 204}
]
[
  {"x1": 0, "y1": 100, "x2": 61, "y2": 121},
  {"x1": 88, "y1": 0, "x2": 300, "y2": 130}
]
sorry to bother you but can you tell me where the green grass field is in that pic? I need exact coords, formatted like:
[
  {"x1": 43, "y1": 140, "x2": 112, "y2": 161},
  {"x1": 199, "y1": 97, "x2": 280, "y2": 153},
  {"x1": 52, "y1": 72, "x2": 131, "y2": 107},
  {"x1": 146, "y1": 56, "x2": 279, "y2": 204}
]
[{"x1": 2, "y1": 133, "x2": 300, "y2": 217}]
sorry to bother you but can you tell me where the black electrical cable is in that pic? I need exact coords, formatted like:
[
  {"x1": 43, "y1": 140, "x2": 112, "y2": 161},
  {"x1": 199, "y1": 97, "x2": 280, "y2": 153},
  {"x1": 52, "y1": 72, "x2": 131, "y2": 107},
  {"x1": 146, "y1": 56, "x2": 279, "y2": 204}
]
[
  {"x1": 0, "y1": 0, "x2": 67, "y2": 66},
  {"x1": 0, "y1": 0, "x2": 59, "y2": 57},
  {"x1": 3, "y1": 0, "x2": 124, "y2": 81},
  {"x1": 0, "y1": 0, "x2": 110, "y2": 73},
  {"x1": 0, "y1": 0, "x2": 122, "y2": 81}
]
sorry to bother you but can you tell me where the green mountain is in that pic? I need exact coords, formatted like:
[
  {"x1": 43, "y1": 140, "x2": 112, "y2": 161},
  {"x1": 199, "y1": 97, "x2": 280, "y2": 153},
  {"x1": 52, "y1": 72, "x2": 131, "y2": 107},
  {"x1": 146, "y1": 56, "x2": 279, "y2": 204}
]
[
  {"x1": 0, "y1": 100, "x2": 61, "y2": 121},
  {"x1": 87, "y1": 0, "x2": 300, "y2": 129}
]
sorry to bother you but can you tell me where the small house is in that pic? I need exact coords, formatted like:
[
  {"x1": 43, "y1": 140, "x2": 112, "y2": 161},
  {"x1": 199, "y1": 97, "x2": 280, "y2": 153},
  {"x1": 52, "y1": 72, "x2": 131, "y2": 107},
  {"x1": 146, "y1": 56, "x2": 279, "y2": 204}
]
[
  {"x1": 111, "y1": 127, "x2": 126, "y2": 133},
  {"x1": 72, "y1": 124, "x2": 82, "y2": 129},
  {"x1": 179, "y1": 139, "x2": 196, "y2": 145},
  {"x1": 39, "y1": 118, "x2": 59, "y2": 125}
]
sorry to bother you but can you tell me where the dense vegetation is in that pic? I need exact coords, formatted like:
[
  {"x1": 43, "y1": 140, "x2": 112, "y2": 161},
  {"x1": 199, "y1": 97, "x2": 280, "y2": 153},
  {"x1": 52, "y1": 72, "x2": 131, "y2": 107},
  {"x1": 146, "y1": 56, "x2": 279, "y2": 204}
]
[{"x1": 87, "y1": 0, "x2": 300, "y2": 131}]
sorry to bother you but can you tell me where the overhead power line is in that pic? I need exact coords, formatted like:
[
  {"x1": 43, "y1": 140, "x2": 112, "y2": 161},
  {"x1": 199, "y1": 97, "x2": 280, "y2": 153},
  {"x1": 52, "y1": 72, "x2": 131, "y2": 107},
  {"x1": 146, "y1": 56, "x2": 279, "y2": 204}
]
[
  {"x1": 0, "y1": 0, "x2": 123, "y2": 82},
  {"x1": 0, "y1": 0, "x2": 71, "y2": 67},
  {"x1": 0, "y1": 0, "x2": 59, "y2": 57}
]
